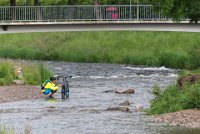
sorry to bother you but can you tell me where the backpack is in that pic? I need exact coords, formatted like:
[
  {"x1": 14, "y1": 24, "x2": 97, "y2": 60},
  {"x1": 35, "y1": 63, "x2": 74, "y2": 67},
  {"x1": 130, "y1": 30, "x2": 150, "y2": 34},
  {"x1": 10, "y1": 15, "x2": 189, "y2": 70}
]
[{"x1": 41, "y1": 80, "x2": 50, "y2": 90}]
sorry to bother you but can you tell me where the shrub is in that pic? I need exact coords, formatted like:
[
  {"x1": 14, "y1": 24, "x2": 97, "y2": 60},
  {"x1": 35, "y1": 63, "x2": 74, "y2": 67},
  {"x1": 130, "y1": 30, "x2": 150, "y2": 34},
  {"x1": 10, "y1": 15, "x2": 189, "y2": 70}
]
[{"x1": 146, "y1": 79, "x2": 200, "y2": 115}]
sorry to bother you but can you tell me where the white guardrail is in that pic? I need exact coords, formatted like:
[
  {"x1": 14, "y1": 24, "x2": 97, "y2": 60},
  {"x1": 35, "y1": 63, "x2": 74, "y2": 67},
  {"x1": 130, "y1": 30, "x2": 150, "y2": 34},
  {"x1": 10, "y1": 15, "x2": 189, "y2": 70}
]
[{"x1": 0, "y1": 5, "x2": 170, "y2": 23}]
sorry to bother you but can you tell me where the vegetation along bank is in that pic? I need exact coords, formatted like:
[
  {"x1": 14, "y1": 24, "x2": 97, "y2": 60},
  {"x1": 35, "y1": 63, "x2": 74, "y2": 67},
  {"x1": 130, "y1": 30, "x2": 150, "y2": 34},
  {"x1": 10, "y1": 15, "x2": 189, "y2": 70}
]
[{"x1": 0, "y1": 31, "x2": 199, "y2": 69}]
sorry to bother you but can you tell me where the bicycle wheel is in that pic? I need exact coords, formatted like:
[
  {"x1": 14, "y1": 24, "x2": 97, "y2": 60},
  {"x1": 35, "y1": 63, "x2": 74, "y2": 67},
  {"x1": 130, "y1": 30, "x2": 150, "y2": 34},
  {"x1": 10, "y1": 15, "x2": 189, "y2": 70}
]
[
  {"x1": 61, "y1": 84, "x2": 66, "y2": 99},
  {"x1": 65, "y1": 84, "x2": 69, "y2": 98}
]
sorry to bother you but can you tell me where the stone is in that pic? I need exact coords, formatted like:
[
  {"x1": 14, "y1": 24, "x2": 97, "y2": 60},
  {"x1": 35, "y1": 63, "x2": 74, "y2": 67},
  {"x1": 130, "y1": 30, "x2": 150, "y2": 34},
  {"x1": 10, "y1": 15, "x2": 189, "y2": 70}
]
[
  {"x1": 134, "y1": 104, "x2": 143, "y2": 112},
  {"x1": 115, "y1": 88, "x2": 135, "y2": 94},
  {"x1": 106, "y1": 106, "x2": 130, "y2": 112},
  {"x1": 119, "y1": 100, "x2": 131, "y2": 106}
]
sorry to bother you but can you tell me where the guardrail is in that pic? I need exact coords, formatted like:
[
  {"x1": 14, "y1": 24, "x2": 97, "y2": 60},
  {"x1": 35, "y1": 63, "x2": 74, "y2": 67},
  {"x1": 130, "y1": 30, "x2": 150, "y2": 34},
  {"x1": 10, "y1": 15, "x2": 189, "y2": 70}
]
[{"x1": 0, "y1": 5, "x2": 168, "y2": 23}]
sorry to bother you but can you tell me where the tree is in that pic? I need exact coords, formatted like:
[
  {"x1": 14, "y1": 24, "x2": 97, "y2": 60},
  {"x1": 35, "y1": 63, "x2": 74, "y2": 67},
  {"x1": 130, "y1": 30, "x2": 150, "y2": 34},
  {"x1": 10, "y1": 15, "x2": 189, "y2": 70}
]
[
  {"x1": 10, "y1": 0, "x2": 16, "y2": 20},
  {"x1": 10, "y1": 0, "x2": 16, "y2": 6},
  {"x1": 34, "y1": 0, "x2": 42, "y2": 20},
  {"x1": 150, "y1": 0, "x2": 200, "y2": 23},
  {"x1": 34, "y1": 0, "x2": 39, "y2": 6},
  {"x1": 68, "y1": 0, "x2": 73, "y2": 5}
]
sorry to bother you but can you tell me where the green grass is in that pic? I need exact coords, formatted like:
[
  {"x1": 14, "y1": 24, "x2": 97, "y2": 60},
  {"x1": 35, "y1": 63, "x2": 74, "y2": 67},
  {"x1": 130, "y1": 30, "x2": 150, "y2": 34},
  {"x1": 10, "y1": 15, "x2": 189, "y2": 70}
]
[
  {"x1": 146, "y1": 70, "x2": 200, "y2": 115},
  {"x1": 22, "y1": 63, "x2": 52, "y2": 85},
  {"x1": 0, "y1": 61, "x2": 52, "y2": 86},
  {"x1": 0, "y1": 62, "x2": 16, "y2": 86},
  {"x1": 0, "y1": 31, "x2": 199, "y2": 69}
]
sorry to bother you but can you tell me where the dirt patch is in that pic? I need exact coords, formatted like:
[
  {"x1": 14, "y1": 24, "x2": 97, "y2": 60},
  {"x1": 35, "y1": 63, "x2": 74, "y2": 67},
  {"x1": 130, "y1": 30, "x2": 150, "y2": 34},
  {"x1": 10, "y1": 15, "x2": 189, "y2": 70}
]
[
  {"x1": 0, "y1": 86, "x2": 43, "y2": 103},
  {"x1": 177, "y1": 74, "x2": 200, "y2": 88},
  {"x1": 154, "y1": 109, "x2": 200, "y2": 128}
]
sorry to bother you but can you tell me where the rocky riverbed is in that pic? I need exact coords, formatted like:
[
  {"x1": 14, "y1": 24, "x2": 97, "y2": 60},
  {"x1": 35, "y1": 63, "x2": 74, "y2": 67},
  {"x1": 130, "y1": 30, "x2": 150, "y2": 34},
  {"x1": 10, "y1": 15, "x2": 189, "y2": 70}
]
[
  {"x1": 1, "y1": 85, "x2": 200, "y2": 129},
  {"x1": 0, "y1": 86, "x2": 43, "y2": 103},
  {"x1": 154, "y1": 109, "x2": 200, "y2": 128}
]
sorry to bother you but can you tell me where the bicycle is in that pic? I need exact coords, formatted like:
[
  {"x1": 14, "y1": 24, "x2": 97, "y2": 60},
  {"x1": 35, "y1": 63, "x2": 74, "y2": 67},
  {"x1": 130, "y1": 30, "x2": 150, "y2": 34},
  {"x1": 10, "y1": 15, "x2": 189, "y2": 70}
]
[
  {"x1": 61, "y1": 75, "x2": 72, "y2": 99},
  {"x1": 54, "y1": 75, "x2": 72, "y2": 99}
]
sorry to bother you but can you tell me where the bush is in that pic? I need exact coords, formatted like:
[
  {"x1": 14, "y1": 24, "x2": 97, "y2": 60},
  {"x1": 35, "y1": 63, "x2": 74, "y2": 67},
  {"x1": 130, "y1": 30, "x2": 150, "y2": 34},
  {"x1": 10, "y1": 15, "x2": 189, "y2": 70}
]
[{"x1": 146, "y1": 80, "x2": 200, "y2": 115}]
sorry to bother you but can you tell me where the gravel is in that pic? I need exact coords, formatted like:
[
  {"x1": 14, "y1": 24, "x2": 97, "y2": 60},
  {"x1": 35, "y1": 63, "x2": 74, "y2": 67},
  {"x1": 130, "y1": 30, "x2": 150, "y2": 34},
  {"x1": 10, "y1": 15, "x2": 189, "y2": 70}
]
[
  {"x1": 0, "y1": 86, "x2": 43, "y2": 103},
  {"x1": 154, "y1": 109, "x2": 200, "y2": 128}
]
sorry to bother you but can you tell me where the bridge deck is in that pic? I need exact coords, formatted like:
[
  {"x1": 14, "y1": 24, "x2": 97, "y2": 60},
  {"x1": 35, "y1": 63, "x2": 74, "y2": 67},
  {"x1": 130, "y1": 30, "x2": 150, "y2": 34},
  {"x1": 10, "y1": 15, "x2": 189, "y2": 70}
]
[{"x1": 0, "y1": 22, "x2": 199, "y2": 33}]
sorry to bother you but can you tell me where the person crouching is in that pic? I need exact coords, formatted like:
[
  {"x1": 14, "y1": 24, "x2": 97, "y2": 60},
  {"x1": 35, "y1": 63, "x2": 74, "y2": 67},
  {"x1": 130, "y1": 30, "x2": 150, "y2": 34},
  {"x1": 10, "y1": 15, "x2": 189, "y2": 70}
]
[{"x1": 42, "y1": 76, "x2": 60, "y2": 98}]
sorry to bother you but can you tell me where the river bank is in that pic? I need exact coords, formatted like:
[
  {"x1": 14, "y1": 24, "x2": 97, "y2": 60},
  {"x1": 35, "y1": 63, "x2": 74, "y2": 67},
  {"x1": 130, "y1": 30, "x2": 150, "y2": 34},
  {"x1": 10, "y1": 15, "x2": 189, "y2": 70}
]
[{"x1": 0, "y1": 86, "x2": 43, "y2": 103}]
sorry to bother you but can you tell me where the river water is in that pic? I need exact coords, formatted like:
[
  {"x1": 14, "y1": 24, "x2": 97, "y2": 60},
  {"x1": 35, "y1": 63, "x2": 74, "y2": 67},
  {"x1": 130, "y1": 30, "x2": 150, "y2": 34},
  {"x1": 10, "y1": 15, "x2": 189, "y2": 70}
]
[{"x1": 0, "y1": 61, "x2": 199, "y2": 134}]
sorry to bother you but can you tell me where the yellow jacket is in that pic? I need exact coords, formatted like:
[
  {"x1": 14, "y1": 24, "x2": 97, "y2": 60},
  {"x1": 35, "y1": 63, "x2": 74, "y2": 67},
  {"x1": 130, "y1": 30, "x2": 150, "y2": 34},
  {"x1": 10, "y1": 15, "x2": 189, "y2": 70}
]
[{"x1": 44, "y1": 81, "x2": 59, "y2": 91}]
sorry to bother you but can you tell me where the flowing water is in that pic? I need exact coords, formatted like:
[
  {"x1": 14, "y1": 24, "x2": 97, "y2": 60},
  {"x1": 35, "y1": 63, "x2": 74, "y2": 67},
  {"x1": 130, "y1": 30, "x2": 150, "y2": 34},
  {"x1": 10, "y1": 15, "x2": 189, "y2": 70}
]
[{"x1": 0, "y1": 61, "x2": 199, "y2": 134}]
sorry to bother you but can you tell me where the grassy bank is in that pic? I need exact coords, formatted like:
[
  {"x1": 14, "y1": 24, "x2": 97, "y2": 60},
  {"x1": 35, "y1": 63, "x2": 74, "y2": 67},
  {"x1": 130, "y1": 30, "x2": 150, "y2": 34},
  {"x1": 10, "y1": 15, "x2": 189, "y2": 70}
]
[
  {"x1": 0, "y1": 61, "x2": 52, "y2": 85},
  {"x1": 0, "y1": 31, "x2": 199, "y2": 69},
  {"x1": 146, "y1": 70, "x2": 200, "y2": 115}
]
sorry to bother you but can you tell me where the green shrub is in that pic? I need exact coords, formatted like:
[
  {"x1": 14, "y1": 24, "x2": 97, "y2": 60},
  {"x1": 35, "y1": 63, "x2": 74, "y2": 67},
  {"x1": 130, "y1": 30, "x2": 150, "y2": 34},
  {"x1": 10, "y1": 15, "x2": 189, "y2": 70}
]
[{"x1": 146, "y1": 80, "x2": 200, "y2": 115}]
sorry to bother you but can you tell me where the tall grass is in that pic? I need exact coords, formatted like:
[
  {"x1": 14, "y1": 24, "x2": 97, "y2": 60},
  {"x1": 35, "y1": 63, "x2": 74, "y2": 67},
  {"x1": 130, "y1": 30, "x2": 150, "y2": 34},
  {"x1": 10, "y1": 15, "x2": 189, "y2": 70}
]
[
  {"x1": 0, "y1": 31, "x2": 199, "y2": 69},
  {"x1": 22, "y1": 63, "x2": 52, "y2": 85},
  {"x1": 0, "y1": 62, "x2": 15, "y2": 86},
  {"x1": 146, "y1": 70, "x2": 200, "y2": 115},
  {"x1": 0, "y1": 126, "x2": 14, "y2": 134},
  {"x1": 0, "y1": 61, "x2": 52, "y2": 85}
]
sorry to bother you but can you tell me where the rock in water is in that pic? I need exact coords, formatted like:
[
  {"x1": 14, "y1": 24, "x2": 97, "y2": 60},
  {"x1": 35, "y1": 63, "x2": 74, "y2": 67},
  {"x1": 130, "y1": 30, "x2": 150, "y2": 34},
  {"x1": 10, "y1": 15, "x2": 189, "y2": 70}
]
[{"x1": 115, "y1": 88, "x2": 135, "y2": 94}]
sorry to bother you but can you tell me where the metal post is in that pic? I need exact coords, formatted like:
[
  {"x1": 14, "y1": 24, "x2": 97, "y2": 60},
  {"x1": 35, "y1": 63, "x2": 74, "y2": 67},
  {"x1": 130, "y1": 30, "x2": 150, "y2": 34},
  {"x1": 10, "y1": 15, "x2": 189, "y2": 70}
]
[
  {"x1": 137, "y1": 3, "x2": 139, "y2": 20},
  {"x1": 129, "y1": 0, "x2": 132, "y2": 20}
]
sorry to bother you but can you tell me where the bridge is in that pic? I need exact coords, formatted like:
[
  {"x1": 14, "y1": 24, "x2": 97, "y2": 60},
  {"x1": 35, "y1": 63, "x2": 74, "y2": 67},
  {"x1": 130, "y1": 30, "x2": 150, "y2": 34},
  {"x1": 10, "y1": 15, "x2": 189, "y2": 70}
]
[{"x1": 0, "y1": 5, "x2": 199, "y2": 33}]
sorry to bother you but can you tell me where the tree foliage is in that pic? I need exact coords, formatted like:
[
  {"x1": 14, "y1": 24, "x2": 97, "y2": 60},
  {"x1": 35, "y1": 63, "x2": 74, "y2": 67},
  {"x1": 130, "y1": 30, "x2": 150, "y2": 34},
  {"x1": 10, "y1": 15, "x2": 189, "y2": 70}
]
[
  {"x1": 150, "y1": 0, "x2": 200, "y2": 23},
  {"x1": 1, "y1": 0, "x2": 199, "y2": 23}
]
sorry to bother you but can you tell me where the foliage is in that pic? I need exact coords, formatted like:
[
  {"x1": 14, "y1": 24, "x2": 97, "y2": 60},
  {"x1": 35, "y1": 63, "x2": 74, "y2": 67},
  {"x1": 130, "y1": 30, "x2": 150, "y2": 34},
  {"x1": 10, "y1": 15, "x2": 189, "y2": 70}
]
[
  {"x1": 0, "y1": 31, "x2": 199, "y2": 69},
  {"x1": 0, "y1": 62, "x2": 15, "y2": 86},
  {"x1": 150, "y1": 0, "x2": 200, "y2": 23},
  {"x1": 146, "y1": 72, "x2": 200, "y2": 115},
  {"x1": 22, "y1": 63, "x2": 52, "y2": 85},
  {"x1": 0, "y1": 61, "x2": 51, "y2": 86},
  {"x1": 3, "y1": 0, "x2": 200, "y2": 22},
  {"x1": 1, "y1": 0, "x2": 150, "y2": 5}
]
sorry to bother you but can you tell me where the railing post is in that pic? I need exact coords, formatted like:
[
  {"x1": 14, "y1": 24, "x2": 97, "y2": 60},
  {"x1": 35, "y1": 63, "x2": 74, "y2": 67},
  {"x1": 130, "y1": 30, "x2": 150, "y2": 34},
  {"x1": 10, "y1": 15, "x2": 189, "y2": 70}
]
[
  {"x1": 137, "y1": 5, "x2": 139, "y2": 20},
  {"x1": 129, "y1": 1, "x2": 132, "y2": 20}
]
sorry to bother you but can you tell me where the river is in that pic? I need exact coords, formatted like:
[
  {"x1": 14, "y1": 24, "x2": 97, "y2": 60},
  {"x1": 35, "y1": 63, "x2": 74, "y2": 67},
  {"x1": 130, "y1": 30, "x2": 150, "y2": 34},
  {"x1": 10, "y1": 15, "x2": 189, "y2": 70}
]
[{"x1": 0, "y1": 61, "x2": 199, "y2": 134}]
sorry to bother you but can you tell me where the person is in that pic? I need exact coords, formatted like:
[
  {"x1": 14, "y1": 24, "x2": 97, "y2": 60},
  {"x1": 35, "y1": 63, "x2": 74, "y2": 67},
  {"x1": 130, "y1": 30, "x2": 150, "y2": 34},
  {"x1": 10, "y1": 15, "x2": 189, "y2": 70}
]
[{"x1": 42, "y1": 76, "x2": 61, "y2": 98}]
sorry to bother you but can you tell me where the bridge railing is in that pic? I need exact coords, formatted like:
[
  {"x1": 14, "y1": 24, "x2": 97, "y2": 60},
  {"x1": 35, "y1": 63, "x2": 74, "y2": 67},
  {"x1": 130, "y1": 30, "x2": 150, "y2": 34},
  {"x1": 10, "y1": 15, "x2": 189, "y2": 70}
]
[{"x1": 0, "y1": 5, "x2": 168, "y2": 23}]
